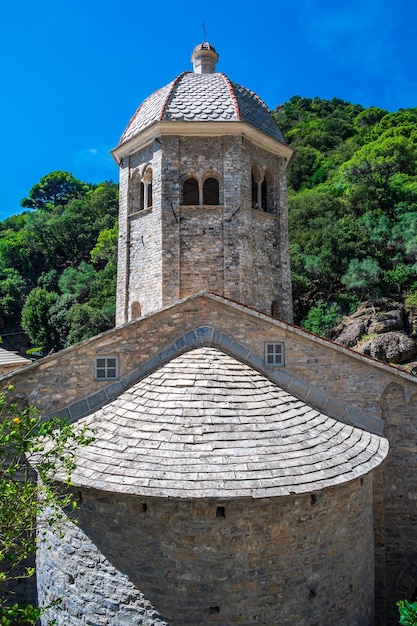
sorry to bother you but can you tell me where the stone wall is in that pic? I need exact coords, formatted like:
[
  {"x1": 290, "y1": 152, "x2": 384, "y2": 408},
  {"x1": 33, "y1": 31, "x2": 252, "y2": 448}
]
[
  {"x1": 5, "y1": 294, "x2": 400, "y2": 431},
  {"x1": 38, "y1": 476, "x2": 375, "y2": 626},
  {"x1": 116, "y1": 141, "x2": 164, "y2": 325},
  {"x1": 117, "y1": 135, "x2": 293, "y2": 325},
  {"x1": 5, "y1": 293, "x2": 417, "y2": 623},
  {"x1": 178, "y1": 206, "x2": 224, "y2": 297}
]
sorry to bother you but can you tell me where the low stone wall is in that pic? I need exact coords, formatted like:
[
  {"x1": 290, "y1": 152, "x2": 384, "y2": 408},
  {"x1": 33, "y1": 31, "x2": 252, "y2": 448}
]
[{"x1": 38, "y1": 476, "x2": 375, "y2": 626}]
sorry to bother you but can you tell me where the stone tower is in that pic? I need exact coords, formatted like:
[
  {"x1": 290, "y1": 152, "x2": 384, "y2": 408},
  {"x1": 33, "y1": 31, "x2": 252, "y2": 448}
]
[{"x1": 112, "y1": 43, "x2": 294, "y2": 326}]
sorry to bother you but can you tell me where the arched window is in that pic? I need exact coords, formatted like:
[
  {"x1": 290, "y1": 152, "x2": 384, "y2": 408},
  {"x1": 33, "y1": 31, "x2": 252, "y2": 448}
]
[
  {"x1": 142, "y1": 167, "x2": 153, "y2": 209},
  {"x1": 261, "y1": 179, "x2": 267, "y2": 211},
  {"x1": 251, "y1": 166, "x2": 266, "y2": 210},
  {"x1": 203, "y1": 178, "x2": 219, "y2": 205},
  {"x1": 131, "y1": 301, "x2": 141, "y2": 319},
  {"x1": 271, "y1": 300, "x2": 279, "y2": 319},
  {"x1": 251, "y1": 174, "x2": 258, "y2": 208},
  {"x1": 130, "y1": 167, "x2": 153, "y2": 214},
  {"x1": 183, "y1": 178, "x2": 199, "y2": 205},
  {"x1": 140, "y1": 182, "x2": 145, "y2": 211}
]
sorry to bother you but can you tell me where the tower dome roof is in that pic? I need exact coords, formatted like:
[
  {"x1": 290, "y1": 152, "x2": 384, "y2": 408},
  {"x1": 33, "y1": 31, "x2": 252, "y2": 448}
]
[
  {"x1": 69, "y1": 348, "x2": 388, "y2": 499},
  {"x1": 118, "y1": 51, "x2": 286, "y2": 147}
]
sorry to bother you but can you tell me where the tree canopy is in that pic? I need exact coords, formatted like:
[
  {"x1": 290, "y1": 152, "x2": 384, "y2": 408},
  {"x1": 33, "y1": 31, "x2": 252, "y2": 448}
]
[
  {"x1": 2, "y1": 96, "x2": 417, "y2": 349},
  {"x1": 0, "y1": 173, "x2": 118, "y2": 353},
  {"x1": 20, "y1": 171, "x2": 88, "y2": 210},
  {"x1": 275, "y1": 97, "x2": 417, "y2": 328}
]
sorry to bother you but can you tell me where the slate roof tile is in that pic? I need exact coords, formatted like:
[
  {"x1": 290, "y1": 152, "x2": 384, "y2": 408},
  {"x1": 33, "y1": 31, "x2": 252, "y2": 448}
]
[
  {"x1": 68, "y1": 347, "x2": 388, "y2": 498},
  {"x1": 119, "y1": 72, "x2": 285, "y2": 145}
]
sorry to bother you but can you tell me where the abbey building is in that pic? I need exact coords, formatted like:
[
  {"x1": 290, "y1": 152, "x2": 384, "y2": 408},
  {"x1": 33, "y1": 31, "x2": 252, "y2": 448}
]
[{"x1": 3, "y1": 43, "x2": 417, "y2": 626}]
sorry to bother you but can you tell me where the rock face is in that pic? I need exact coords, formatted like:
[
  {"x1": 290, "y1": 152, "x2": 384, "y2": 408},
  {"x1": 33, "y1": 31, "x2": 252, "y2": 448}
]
[
  {"x1": 364, "y1": 332, "x2": 417, "y2": 364},
  {"x1": 331, "y1": 299, "x2": 417, "y2": 370}
]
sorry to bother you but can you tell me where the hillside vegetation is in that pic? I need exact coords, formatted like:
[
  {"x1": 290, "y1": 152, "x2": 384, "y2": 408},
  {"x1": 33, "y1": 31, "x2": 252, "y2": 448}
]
[
  {"x1": 0, "y1": 172, "x2": 118, "y2": 353},
  {"x1": 1, "y1": 98, "x2": 417, "y2": 355},
  {"x1": 275, "y1": 97, "x2": 417, "y2": 334}
]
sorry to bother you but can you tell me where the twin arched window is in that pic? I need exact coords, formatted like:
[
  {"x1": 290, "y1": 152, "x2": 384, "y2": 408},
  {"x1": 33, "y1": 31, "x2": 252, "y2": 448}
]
[
  {"x1": 251, "y1": 175, "x2": 267, "y2": 211},
  {"x1": 130, "y1": 166, "x2": 153, "y2": 214},
  {"x1": 251, "y1": 166, "x2": 275, "y2": 213},
  {"x1": 183, "y1": 177, "x2": 219, "y2": 206}
]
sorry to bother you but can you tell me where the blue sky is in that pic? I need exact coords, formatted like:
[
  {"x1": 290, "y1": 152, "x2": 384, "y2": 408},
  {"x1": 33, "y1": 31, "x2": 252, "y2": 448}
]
[{"x1": 1, "y1": 0, "x2": 416, "y2": 220}]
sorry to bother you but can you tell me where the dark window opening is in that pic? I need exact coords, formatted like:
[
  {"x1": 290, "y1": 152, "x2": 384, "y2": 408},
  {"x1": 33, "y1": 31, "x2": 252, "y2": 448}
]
[
  {"x1": 216, "y1": 506, "x2": 225, "y2": 518},
  {"x1": 261, "y1": 179, "x2": 267, "y2": 211},
  {"x1": 142, "y1": 502, "x2": 148, "y2": 513},
  {"x1": 203, "y1": 177, "x2": 219, "y2": 205},
  {"x1": 183, "y1": 178, "x2": 199, "y2": 205},
  {"x1": 209, "y1": 607, "x2": 220, "y2": 615},
  {"x1": 140, "y1": 182, "x2": 145, "y2": 211},
  {"x1": 148, "y1": 183, "x2": 153, "y2": 208},
  {"x1": 251, "y1": 174, "x2": 257, "y2": 208}
]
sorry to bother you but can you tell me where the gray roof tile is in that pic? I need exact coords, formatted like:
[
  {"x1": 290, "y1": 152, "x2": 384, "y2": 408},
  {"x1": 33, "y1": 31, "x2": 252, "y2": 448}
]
[
  {"x1": 119, "y1": 72, "x2": 285, "y2": 145},
  {"x1": 70, "y1": 348, "x2": 388, "y2": 498}
]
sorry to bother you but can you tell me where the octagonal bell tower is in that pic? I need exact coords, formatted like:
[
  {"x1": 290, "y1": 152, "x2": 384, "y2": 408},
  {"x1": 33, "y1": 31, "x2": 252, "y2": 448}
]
[{"x1": 112, "y1": 43, "x2": 294, "y2": 326}]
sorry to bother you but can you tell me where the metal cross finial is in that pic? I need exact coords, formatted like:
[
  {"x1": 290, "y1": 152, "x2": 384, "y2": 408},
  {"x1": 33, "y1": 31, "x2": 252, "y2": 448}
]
[{"x1": 202, "y1": 20, "x2": 207, "y2": 40}]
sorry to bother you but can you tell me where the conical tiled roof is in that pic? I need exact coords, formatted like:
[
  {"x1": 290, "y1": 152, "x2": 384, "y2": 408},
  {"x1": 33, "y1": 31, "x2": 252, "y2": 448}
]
[
  {"x1": 71, "y1": 348, "x2": 388, "y2": 498},
  {"x1": 119, "y1": 72, "x2": 285, "y2": 146}
]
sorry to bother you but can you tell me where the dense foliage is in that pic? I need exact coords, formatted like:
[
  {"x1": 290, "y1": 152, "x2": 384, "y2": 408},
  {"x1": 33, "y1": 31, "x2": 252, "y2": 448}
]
[
  {"x1": 0, "y1": 172, "x2": 118, "y2": 353},
  {"x1": 275, "y1": 97, "x2": 417, "y2": 329},
  {"x1": 2, "y1": 97, "x2": 417, "y2": 349},
  {"x1": 0, "y1": 389, "x2": 93, "y2": 624}
]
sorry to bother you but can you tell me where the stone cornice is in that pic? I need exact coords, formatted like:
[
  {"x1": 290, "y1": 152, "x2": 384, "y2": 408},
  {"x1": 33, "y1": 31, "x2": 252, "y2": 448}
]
[{"x1": 111, "y1": 120, "x2": 294, "y2": 166}]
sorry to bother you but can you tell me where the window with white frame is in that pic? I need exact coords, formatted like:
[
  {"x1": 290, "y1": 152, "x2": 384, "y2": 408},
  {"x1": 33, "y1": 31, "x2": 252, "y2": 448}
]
[
  {"x1": 94, "y1": 356, "x2": 119, "y2": 380},
  {"x1": 264, "y1": 342, "x2": 285, "y2": 366}
]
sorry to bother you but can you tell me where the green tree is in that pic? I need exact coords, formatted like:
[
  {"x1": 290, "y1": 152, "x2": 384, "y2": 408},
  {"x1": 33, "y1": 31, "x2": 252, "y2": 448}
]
[
  {"x1": 301, "y1": 302, "x2": 343, "y2": 337},
  {"x1": 341, "y1": 136, "x2": 417, "y2": 214},
  {"x1": 21, "y1": 288, "x2": 59, "y2": 353},
  {"x1": 90, "y1": 223, "x2": 118, "y2": 267},
  {"x1": 20, "y1": 171, "x2": 88, "y2": 210},
  {"x1": 341, "y1": 258, "x2": 382, "y2": 299},
  {"x1": 58, "y1": 262, "x2": 97, "y2": 301},
  {"x1": 0, "y1": 269, "x2": 27, "y2": 323},
  {"x1": 66, "y1": 303, "x2": 114, "y2": 345},
  {"x1": 0, "y1": 390, "x2": 93, "y2": 624}
]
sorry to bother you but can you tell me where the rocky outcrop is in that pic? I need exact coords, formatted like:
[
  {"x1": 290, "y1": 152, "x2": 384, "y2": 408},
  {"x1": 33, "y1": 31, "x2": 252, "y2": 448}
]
[
  {"x1": 359, "y1": 332, "x2": 417, "y2": 364},
  {"x1": 331, "y1": 299, "x2": 417, "y2": 372}
]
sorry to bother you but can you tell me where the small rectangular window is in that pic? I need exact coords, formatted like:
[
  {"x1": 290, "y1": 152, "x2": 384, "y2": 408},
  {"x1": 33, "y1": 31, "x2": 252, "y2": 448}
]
[
  {"x1": 264, "y1": 342, "x2": 285, "y2": 366},
  {"x1": 94, "y1": 356, "x2": 119, "y2": 380}
]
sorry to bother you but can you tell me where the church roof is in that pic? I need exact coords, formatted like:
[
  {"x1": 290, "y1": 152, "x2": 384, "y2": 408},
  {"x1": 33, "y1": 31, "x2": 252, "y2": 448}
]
[
  {"x1": 71, "y1": 347, "x2": 387, "y2": 499},
  {"x1": 119, "y1": 71, "x2": 286, "y2": 146},
  {"x1": 0, "y1": 347, "x2": 31, "y2": 366}
]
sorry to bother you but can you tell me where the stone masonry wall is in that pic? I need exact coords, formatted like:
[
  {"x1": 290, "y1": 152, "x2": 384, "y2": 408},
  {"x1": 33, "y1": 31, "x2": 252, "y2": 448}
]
[
  {"x1": 240, "y1": 140, "x2": 293, "y2": 321},
  {"x1": 37, "y1": 507, "x2": 169, "y2": 626},
  {"x1": 5, "y1": 293, "x2": 417, "y2": 623},
  {"x1": 120, "y1": 135, "x2": 293, "y2": 322},
  {"x1": 38, "y1": 476, "x2": 375, "y2": 626},
  {"x1": 178, "y1": 206, "x2": 224, "y2": 297},
  {"x1": 116, "y1": 141, "x2": 163, "y2": 325},
  {"x1": 5, "y1": 294, "x2": 402, "y2": 429}
]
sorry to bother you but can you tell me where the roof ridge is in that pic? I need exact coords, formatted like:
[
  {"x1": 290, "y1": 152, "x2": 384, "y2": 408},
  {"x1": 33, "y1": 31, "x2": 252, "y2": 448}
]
[
  {"x1": 160, "y1": 71, "x2": 190, "y2": 121},
  {"x1": 219, "y1": 72, "x2": 241, "y2": 121}
]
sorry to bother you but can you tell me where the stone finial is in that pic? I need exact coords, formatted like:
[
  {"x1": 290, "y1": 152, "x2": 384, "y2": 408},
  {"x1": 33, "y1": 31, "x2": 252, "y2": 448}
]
[{"x1": 191, "y1": 42, "x2": 219, "y2": 74}]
